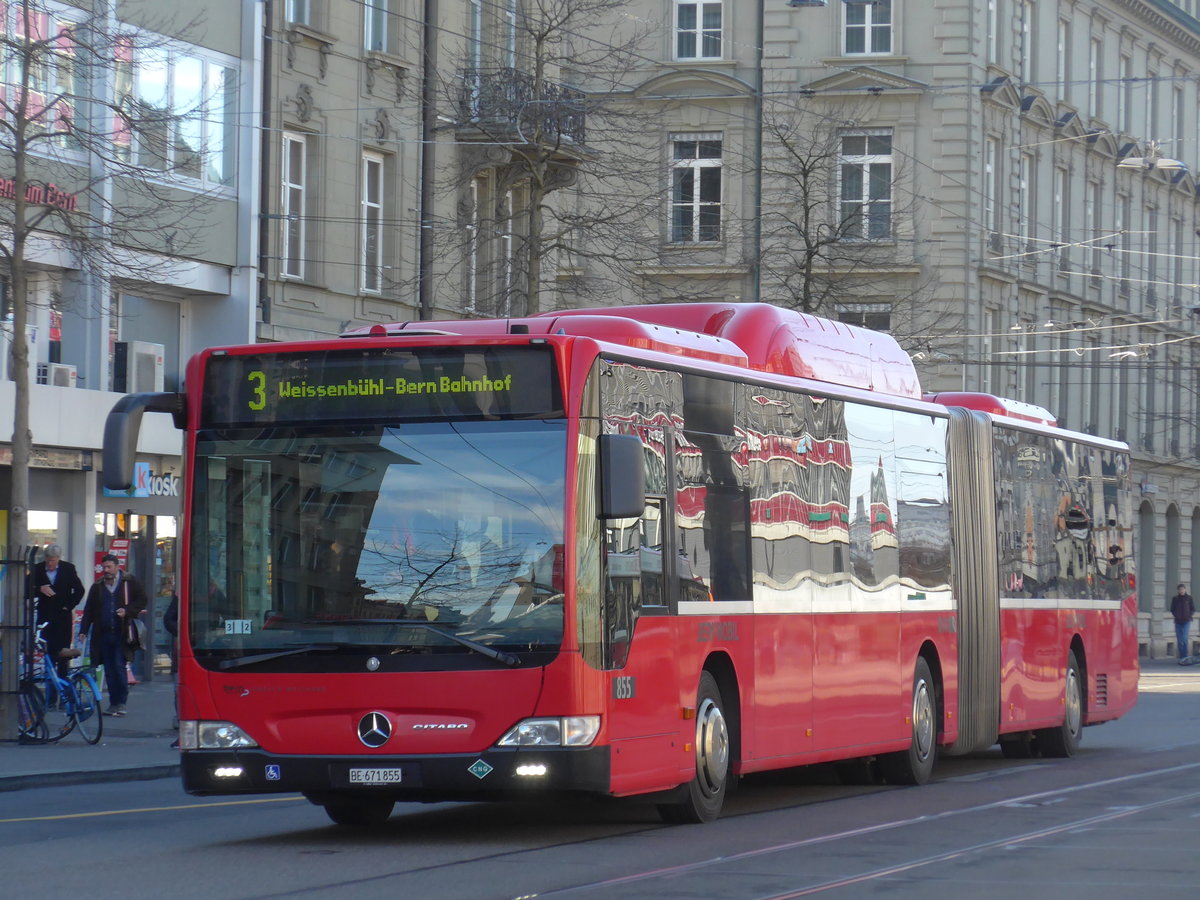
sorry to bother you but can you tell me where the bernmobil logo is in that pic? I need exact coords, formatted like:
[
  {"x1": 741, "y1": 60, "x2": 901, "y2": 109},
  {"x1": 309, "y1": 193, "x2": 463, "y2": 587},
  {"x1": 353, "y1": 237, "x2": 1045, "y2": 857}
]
[{"x1": 104, "y1": 462, "x2": 179, "y2": 498}]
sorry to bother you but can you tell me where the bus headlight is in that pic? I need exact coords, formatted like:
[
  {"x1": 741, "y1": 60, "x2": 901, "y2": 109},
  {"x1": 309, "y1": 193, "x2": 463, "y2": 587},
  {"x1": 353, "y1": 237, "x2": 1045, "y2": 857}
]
[
  {"x1": 497, "y1": 716, "x2": 600, "y2": 747},
  {"x1": 179, "y1": 720, "x2": 259, "y2": 750}
]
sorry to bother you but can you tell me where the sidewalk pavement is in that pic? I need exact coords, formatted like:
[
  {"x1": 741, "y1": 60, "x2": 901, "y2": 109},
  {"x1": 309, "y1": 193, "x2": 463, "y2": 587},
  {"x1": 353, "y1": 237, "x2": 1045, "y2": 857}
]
[
  {"x1": 0, "y1": 676, "x2": 178, "y2": 792},
  {"x1": 1, "y1": 657, "x2": 1197, "y2": 793}
]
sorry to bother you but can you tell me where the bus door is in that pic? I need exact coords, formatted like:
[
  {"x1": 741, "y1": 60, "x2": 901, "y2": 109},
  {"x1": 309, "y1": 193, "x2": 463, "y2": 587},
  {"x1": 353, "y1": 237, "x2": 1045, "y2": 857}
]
[
  {"x1": 812, "y1": 404, "x2": 904, "y2": 751},
  {"x1": 603, "y1": 499, "x2": 693, "y2": 795}
]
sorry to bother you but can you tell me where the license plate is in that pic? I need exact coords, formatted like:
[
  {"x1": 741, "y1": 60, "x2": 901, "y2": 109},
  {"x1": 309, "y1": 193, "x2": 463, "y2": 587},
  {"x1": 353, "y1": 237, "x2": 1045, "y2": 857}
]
[{"x1": 349, "y1": 768, "x2": 403, "y2": 785}]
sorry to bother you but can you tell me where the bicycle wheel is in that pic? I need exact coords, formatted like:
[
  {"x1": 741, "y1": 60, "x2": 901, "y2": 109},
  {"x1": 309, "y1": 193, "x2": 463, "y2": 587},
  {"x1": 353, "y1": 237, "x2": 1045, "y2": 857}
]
[
  {"x1": 40, "y1": 674, "x2": 76, "y2": 743},
  {"x1": 17, "y1": 681, "x2": 48, "y2": 743},
  {"x1": 71, "y1": 671, "x2": 104, "y2": 745}
]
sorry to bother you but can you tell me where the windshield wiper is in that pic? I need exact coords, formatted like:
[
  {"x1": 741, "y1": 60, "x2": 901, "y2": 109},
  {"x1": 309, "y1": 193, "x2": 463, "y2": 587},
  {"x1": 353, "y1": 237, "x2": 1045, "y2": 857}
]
[
  {"x1": 392, "y1": 619, "x2": 521, "y2": 667},
  {"x1": 217, "y1": 643, "x2": 345, "y2": 670}
]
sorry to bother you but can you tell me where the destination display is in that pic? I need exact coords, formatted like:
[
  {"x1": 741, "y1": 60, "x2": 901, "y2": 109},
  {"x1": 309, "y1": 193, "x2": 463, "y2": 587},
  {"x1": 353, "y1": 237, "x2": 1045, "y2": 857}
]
[{"x1": 201, "y1": 345, "x2": 563, "y2": 426}]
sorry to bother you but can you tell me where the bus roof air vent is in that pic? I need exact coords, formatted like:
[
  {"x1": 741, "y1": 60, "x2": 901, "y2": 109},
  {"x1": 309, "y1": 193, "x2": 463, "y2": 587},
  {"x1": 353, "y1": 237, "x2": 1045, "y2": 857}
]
[{"x1": 924, "y1": 392, "x2": 1057, "y2": 426}]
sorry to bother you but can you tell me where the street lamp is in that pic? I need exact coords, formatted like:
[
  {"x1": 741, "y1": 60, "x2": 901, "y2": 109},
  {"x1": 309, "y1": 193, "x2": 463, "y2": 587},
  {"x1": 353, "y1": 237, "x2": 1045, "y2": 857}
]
[{"x1": 1117, "y1": 141, "x2": 1187, "y2": 172}]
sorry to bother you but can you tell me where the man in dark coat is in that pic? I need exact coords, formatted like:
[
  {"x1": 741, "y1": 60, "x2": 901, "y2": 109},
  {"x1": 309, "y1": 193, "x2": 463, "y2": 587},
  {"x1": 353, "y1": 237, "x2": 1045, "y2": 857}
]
[
  {"x1": 30, "y1": 544, "x2": 86, "y2": 677},
  {"x1": 1170, "y1": 583, "x2": 1196, "y2": 663},
  {"x1": 80, "y1": 553, "x2": 148, "y2": 716}
]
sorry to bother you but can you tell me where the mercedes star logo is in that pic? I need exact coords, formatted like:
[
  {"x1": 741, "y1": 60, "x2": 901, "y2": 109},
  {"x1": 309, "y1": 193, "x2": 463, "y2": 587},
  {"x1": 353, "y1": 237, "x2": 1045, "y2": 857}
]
[{"x1": 357, "y1": 712, "x2": 392, "y2": 748}]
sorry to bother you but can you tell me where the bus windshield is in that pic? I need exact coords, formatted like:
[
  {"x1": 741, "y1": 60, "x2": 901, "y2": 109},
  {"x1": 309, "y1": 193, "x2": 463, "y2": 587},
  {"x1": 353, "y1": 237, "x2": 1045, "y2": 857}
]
[{"x1": 189, "y1": 419, "x2": 567, "y2": 671}]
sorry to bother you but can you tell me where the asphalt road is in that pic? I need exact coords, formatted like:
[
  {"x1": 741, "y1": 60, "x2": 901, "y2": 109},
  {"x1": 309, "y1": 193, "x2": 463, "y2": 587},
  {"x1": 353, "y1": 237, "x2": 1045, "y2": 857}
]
[{"x1": 2, "y1": 668, "x2": 1198, "y2": 900}]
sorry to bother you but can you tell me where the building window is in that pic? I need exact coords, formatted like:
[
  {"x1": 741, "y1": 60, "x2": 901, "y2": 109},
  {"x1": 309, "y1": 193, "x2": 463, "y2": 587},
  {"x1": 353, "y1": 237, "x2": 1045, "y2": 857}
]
[
  {"x1": 1172, "y1": 218, "x2": 1184, "y2": 304},
  {"x1": 464, "y1": 178, "x2": 482, "y2": 314},
  {"x1": 1048, "y1": 14, "x2": 1064, "y2": 91},
  {"x1": 1017, "y1": 153, "x2": 1032, "y2": 247},
  {"x1": 670, "y1": 136, "x2": 722, "y2": 243},
  {"x1": 364, "y1": 0, "x2": 388, "y2": 53},
  {"x1": 1082, "y1": 332, "x2": 1099, "y2": 432},
  {"x1": 1145, "y1": 70, "x2": 1157, "y2": 142},
  {"x1": 467, "y1": 0, "x2": 483, "y2": 70},
  {"x1": 1019, "y1": 2, "x2": 1035, "y2": 84},
  {"x1": 1113, "y1": 196, "x2": 1123, "y2": 289},
  {"x1": 838, "y1": 131, "x2": 892, "y2": 240},
  {"x1": 986, "y1": 0, "x2": 997, "y2": 64},
  {"x1": 287, "y1": 0, "x2": 310, "y2": 25},
  {"x1": 113, "y1": 40, "x2": 238, "y2": 188},
  {"x1": 362, "y1": 152, "x2": 384, "y2": 293},
  {"x1": 1087, "y1": 181, "x2": 1102, "y2": 273},
  {"x1": 844, "y1": 0, "x2": 891, "y2": 56},
  {"x1": 1142, "y1": 362, "x2": 1157, "y2": 452},
  {"x1": 281, "y1": 132, "x2": 309, "y2": 280},
  {"x1": 1053, "y1": 312, "x2": 1069, "y2": 423},
  {"x1": 1119, "y1": 55, "x2": 1132, "y2": 134},
  {"x1": 1170, "y1": 358, "x2": 1182, "y2": 455},
  {"x1": 1052, "y1": 167, "x2": 1068, "y2": 267},
  {"x1": 983, "y1": 308, "x2": 999, "y2": 395},
  {"x1": 502, "y1": 0, "x2": 517, "y2": 68},
  {"x1": 1174, "y1": 85, "x2": 1185, "y2": 154},
  {"x1": 984, "y1": 137, "x2": 999, "y2": 235},
  {"x1": 1088, "y1": 38, "x2": 1102, "y2": 118},
  {"x1": 0, "y1": 4, "x2": 82, "y2": 151},
  {"x1": 500, "y1": 188, "x2": 515, "y2": 315},
  {"x1": 1147, "y1": 207, "x2": 1156, "y2": 285},
  {"x1": 837, "y1": 303, "x2": 890, "y2": 332},
  {"x1": 676, "y1": 1, "x2": 722, "y2": 60}
]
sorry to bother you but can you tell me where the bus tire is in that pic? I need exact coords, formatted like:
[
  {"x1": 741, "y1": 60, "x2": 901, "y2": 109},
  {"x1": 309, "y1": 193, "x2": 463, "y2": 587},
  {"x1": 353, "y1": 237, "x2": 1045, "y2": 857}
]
[
  {"x1": 878, "y1": 657, "x2": 937, "y2": 786},
  {"x1": 323, "y1": 798, "x2": 395, "y2": 827},
  {"x1": 657, "y1": 671, "x2": 730, "y2": 824},
  {"x1": 1035, "y1": 650, "x2": 1083, "y2": 758}
]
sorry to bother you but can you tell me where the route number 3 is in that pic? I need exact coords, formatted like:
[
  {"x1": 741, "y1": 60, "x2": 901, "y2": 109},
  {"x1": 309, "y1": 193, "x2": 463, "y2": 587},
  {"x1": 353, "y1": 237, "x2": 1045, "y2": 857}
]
[{"x1": 247, "y1": 370, "x2": 267, "y2": 411}]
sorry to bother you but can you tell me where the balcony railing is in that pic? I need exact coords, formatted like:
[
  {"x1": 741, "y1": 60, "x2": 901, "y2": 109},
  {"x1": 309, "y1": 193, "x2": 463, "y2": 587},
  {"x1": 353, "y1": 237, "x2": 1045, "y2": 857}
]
[{"x1": 461, "y1": 68, "x2": 586, "y2": 145}]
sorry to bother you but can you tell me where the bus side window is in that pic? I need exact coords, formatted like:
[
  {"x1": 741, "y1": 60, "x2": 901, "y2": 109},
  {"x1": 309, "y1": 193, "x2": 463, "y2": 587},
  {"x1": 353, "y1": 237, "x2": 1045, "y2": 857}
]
[
  {"x1": 638, "y1": 500, "x2": 665, "y2": 608},
  {"x1": 603, "y1": 500, "x2": 664, "y2": 668}
]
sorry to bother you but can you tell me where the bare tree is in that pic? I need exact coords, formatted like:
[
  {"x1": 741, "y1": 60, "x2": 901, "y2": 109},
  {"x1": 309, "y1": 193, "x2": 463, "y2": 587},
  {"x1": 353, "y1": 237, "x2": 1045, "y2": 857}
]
[
  {"x1": 755, "y1": 94, "x2": 939, "y2": 341},
  {"x1": 0, "y1": 0, "x2": 225, "y2": 738},
  {"x1": 424, "y1": 0, "x2": 666, "y2": 316}
]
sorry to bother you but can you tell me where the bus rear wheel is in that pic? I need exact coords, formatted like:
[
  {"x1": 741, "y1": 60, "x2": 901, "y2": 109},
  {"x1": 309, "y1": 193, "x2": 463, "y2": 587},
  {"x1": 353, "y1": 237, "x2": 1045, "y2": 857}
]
[
  {"x1": 657, "y1": 671, "x2": 731, "y2": 824},
  {"x1": 1035, "y1": 650, "x2": 1083, "y2": 758},
  {"x1": 878, "y1": 657, "x2": 937, "y2": 786},
  {"x1": 323, "y1": 798, "x2": 395, "y2": 827}
]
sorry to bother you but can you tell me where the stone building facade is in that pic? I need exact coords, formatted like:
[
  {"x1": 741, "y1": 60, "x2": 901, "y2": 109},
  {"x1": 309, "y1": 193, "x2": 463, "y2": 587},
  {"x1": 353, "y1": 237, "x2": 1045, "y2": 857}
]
[{"x1": 252, "y1": 0, "x2": 1200, "y2": 656}]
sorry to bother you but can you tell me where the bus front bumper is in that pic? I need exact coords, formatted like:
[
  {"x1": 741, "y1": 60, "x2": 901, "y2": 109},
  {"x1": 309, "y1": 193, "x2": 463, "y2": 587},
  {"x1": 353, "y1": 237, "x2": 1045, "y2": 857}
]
[{"x1": 181, "y1": 746, "x2": 612, "y2": 800}]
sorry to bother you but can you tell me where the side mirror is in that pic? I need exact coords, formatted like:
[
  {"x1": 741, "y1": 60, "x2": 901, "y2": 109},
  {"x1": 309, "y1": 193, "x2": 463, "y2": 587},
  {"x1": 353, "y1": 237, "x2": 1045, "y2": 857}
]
[
  {"x1": 598, "y1": 433, "x2": 645, "y2": 520},
  {"x1": 102, "y1": 392, "x2": 186, "y2": 491}
]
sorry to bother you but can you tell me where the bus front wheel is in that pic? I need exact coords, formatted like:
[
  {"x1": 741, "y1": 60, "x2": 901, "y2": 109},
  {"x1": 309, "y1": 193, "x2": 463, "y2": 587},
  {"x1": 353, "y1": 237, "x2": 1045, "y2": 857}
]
[
  {"x1": 657, "y1": 671, "x2": 731, "y2": 824},
  {"x1": 878, "y1": 657, "x2": 938, "y2": 786}
]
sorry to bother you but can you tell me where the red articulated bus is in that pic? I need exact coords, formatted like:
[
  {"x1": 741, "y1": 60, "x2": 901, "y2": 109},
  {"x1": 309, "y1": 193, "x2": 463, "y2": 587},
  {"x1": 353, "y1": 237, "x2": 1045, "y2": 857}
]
[{"x1": 102, "y1": 302, "x2": 1138, "y2": 826}]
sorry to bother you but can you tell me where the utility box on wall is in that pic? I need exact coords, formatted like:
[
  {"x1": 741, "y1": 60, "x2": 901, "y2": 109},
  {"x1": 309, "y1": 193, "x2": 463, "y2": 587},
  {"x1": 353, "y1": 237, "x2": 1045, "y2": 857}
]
[{"x1": 113, "y1": 341, "x2": 165, "y2": 393}]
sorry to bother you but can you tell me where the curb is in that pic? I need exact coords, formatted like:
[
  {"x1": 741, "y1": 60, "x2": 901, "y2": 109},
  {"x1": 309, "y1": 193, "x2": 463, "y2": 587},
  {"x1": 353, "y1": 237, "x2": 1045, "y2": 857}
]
[{"x1": 0, "y1": 763, "x2": 180, "y2": 793}]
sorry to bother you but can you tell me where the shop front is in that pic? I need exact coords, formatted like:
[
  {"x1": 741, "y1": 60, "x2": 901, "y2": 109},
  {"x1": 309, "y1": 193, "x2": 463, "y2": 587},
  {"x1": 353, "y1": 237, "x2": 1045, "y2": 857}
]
[{"x1": 98, "y1": 459, "x2": 181, "y2": 681}]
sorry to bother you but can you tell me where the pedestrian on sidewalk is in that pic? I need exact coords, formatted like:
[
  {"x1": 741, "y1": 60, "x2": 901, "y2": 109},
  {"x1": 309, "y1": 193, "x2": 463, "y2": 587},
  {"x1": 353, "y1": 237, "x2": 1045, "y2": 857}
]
[
  {"x1": 1169, "y1": 583, "x2": 1195, "y2": 664},
  {"x1": 30, "y1": 544, "x2": 85, "y2": 678},
  {"x1": 80, "y1": 554, "x2": 148, "y2": 716}
]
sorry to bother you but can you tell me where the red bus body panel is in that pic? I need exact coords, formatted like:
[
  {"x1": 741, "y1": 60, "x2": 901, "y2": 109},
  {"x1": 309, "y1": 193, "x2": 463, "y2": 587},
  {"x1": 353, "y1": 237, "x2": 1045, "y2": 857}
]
[{"x1": 166, "y1": 303, "x2": 1136, "y2": 811}]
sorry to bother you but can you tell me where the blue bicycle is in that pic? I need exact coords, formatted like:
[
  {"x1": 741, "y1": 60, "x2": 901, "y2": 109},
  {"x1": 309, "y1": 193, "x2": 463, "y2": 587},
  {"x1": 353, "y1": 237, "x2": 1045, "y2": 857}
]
[{"x1": 18, "y1": 625, "x2": 104, "y2": 745}]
